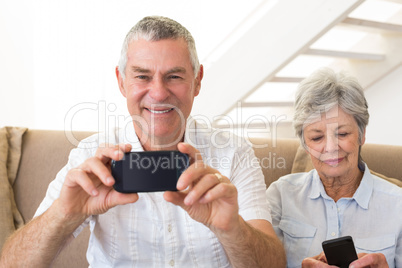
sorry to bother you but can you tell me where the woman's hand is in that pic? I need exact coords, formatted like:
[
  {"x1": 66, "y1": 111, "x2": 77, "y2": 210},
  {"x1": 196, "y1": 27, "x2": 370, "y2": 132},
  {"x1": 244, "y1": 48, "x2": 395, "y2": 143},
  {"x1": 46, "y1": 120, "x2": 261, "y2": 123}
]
[
  {"x1": 302, "y1": 252, "x2": 337, "y2": 268},
  {"x1": 349, "y1": 253, "x2": 389, "y2": 268},
  {"x1": 302, "y1": 251, "x2": 389, "y2": 268}
]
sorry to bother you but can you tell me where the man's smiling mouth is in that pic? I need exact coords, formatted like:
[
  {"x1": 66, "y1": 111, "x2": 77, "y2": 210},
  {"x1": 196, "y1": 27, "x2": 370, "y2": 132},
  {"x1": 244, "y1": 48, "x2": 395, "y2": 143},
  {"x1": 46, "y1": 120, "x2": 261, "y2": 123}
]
[{"x1": 146, "y1": 108, "x2": 175, "y2": 114}]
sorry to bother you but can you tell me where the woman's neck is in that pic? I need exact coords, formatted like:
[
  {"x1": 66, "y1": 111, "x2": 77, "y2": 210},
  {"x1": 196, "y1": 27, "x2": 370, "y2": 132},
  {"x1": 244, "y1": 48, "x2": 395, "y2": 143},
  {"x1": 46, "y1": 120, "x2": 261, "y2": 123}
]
[{"x1": 319, "y1": 168, "x2": 364, "y2": 202}]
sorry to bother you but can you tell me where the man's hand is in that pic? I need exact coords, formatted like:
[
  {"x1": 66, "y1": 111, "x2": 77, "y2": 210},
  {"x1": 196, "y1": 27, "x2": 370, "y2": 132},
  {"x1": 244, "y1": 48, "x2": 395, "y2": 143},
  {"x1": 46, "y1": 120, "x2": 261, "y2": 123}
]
[
  {"x1": 302, "y1": 252, "x2": 389, "y2": 268},
  {"x1": 0, "y1": 143, "x2": 139, "y2": 267},
  {"x1": 165, "y1": 142, "x2": 286, "y2": 267},
  {"x1": 164, "y1": 142, "x2": 239, "y2": 232},
  {"x1": 58, "y1": 143, "x2": 139, "y2": 223}
]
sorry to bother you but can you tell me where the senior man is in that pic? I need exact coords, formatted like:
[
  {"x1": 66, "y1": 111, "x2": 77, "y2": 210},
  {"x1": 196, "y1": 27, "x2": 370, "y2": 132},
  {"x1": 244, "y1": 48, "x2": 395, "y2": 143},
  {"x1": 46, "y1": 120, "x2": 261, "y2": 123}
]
[{"x1": 0, "y1": 16, "x2": 285, "y2": 267}]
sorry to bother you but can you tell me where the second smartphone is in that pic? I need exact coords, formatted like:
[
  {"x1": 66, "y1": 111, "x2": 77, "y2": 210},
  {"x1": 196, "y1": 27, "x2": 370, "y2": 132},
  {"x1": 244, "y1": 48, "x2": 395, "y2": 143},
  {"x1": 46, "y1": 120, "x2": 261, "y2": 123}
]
[{"x1": 322, "y1": 236, "x2": 358, "y2": 268}]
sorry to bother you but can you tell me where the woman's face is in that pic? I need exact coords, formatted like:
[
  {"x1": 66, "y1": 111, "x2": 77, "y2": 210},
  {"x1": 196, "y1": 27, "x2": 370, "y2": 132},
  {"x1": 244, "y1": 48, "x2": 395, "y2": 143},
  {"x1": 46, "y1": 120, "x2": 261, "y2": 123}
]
[{"x1": 303, "y1": 106, "x2": 365, "y2": 179}]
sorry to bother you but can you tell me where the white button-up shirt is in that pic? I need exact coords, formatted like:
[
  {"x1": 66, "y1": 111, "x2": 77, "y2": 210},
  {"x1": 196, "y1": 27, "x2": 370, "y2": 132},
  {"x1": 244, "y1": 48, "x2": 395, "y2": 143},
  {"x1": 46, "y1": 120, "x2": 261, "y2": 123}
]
[
  {"x1": 266, "y1": 165, "x2": 402, "y2": 268},
  {"x1": 35, "y1": 118, "x2": 271, "y2": 267}
]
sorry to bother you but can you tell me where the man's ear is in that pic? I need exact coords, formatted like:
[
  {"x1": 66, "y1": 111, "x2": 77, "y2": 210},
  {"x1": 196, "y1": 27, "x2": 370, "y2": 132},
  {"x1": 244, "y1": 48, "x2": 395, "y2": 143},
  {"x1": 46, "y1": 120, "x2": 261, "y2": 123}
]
[
  {"x1": 194, "y1": 64, "x2": 204, "y2": 97},
  {"x1": 115, "y1": 66, "x2": 126, "y2": 98}
]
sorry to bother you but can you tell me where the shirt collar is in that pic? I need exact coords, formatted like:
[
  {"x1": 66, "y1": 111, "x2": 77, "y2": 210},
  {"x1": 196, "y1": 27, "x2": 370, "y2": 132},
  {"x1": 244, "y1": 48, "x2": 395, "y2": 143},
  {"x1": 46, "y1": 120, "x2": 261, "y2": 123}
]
[
  {"x1": 352, "y1": 163, "x2": 373, "y2": 209},
  {"x1": 308, "y1": 163, "x2": 373, "y2": 209},
  {"x1": 308, "y1": 170, "x2": 324, "y2": 200}
]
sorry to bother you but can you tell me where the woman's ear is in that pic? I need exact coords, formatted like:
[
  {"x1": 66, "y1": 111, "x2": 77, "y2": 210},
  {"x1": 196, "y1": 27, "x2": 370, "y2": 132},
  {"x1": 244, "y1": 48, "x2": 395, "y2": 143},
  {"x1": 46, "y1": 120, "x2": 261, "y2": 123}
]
[
  {"x1": 360, "y1": 128, "x2": 366, "y2": 146},
  {"x1": 116, "y1": 66, "x2": 126, "y2": 98}
]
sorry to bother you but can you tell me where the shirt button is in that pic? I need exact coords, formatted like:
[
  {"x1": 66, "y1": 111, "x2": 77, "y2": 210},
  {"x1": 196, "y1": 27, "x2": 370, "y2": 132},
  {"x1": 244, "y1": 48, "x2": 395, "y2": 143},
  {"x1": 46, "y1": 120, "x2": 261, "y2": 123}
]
[
  {"x1": 169, "y1": 260, "x2": 175, "y2": 266},
  {"x1": 331, "y1": 232, "x2": 336, "y2": 237},
  {"x1": 168, "y1": 224, "x2": 172, "y2": 232}
]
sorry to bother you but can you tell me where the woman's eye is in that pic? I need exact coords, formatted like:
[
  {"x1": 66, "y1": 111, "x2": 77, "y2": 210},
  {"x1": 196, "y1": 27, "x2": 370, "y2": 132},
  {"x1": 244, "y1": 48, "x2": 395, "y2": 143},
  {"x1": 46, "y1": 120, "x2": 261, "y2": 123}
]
[
  {"x1": 337, "y1": 133, "x2": 348, "y2": 137},
  {"x1": 311, "y1": 136, "x2": 323, "y2": 141}
]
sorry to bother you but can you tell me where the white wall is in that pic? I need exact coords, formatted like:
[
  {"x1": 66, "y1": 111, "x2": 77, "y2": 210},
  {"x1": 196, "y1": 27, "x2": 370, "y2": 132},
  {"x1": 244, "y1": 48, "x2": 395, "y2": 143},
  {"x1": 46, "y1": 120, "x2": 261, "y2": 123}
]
[
  {"x1": 364, "y1": 64, "x2": 402, "y2": 146},
  {"x1": 1, "y1": 1, "x2": 401, "y2": 147},
  {"x1": 0, "y1": 0, "x2": 35, "y2": 128},
  {"x1": 0, "y1": 0, "x2": 263, "y2": 133}
]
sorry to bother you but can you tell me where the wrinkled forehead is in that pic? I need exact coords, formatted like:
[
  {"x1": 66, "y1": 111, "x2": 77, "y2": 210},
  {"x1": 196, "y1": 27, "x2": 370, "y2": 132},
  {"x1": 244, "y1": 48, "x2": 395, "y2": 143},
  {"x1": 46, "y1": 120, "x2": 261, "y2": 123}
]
[
  {"x1": 302, "y1": 106, "x2": 355, "y2": 131},
  {"x1": 303, "y1": 106, "x2": 337, "y2": 126},
  {"x1": 126, "y1": 38, "x2": 192, "y2": 67}
]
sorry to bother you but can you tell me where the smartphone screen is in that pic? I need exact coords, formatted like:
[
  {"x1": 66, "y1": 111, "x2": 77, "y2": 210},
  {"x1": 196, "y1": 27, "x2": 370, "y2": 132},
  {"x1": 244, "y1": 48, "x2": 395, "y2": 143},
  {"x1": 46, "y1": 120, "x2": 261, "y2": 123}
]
[
  {"x1": 111, "y1": 151, "x2": 189, "y2": 193},
  {"x1": 322, "y1": 236, "x2": 358, "y2": 268}
]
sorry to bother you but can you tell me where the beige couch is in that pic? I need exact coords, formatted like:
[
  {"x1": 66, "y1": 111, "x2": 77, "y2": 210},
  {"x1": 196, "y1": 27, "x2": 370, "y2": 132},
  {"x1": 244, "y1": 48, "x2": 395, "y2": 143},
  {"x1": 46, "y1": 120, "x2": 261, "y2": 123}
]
[{"x1": 2, "y1": 128, "x2": 402, "y2": 267}]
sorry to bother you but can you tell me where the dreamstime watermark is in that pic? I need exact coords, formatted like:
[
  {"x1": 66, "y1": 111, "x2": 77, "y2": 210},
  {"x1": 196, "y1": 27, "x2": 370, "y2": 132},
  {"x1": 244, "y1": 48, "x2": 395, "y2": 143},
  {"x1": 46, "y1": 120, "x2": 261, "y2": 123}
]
[{"x1": 63, "y1": 100, "x2": 290, "y2": 150}]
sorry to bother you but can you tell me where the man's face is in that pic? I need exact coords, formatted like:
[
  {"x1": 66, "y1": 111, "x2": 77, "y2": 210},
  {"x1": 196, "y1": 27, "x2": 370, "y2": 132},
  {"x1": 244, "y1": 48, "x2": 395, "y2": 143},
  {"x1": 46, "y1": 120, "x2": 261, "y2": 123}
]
[{"x1": 117, "y1": 38, "x2": 203, "y2": 148}]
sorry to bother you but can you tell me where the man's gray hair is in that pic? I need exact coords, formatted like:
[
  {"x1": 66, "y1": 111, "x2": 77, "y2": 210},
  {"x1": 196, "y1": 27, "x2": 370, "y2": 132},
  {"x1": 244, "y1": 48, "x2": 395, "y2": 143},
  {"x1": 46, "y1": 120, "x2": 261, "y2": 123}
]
[
  {"x1": 118, "y1": 16, "x2": 200, "y2": 80},
  {"x1": 293, "y1": 67, "x2": 369, "y2": 149}
]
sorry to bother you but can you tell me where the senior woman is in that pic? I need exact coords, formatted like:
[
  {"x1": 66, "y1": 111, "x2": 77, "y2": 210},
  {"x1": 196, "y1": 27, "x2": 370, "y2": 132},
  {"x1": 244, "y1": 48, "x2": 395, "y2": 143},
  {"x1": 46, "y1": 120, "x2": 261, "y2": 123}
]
[{"x1": 266, "y1": 67, "x2": 402, "y2": 268}]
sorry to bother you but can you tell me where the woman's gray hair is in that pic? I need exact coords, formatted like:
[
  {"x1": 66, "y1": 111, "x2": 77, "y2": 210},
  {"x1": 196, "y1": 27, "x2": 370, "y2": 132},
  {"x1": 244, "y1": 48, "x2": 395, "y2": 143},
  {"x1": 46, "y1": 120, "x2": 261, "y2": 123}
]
[
  {"x1": 293, "y1": 67, "x2": 369, "y2": 149},
  {"x1": 118, "y1": 16, "x2": 200, "y2": 80}
]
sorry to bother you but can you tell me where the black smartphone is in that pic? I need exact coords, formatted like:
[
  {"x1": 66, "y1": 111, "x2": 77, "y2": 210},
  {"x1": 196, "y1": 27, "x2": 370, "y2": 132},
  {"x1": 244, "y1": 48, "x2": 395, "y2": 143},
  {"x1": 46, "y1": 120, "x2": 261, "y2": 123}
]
[
  {"x1": 322, "y1": 236, "x2": 358, "y2": 268},
  {"x1": 111, "y1": 151, "x2": 189, "y2": 193}
]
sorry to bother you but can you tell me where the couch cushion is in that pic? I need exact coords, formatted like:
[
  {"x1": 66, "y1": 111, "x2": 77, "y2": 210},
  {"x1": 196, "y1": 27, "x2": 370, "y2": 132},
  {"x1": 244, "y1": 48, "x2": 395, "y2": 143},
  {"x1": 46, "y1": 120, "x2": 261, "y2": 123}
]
[
  {"x1": 13, "y1": 129, "x2": 93, "y2": 268},
  {"x1": 250, "y1": 138, "x2": 301, "y2": 187},
  {"x1": 291, "y1": 145, "x2": 314, "y2": 173},
  {"x1": 291, "y1": 145, "x2": 402, "y2": 187},
  {"x1": 0, "y1": 127, "x2": 26, "y2": 249}
]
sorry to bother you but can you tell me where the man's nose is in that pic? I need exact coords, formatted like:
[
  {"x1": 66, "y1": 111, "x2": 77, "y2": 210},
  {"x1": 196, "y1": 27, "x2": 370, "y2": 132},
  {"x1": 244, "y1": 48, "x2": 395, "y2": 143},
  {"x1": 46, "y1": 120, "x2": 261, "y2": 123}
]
[{"x1": 148, "y1": 77, "x2": 169, "y2": 101}]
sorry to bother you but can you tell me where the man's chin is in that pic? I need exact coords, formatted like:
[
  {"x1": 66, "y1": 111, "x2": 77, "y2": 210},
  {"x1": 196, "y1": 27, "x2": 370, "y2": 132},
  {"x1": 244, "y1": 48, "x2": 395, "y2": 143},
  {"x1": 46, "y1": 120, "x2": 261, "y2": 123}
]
[{"x1": 149, "y1": 128, "x2": 184, "y2": 142}]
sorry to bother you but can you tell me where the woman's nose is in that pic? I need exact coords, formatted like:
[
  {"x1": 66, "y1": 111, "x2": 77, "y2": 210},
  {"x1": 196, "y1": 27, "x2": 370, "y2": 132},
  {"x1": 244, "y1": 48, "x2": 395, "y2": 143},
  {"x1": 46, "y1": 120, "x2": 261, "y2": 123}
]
[{"x1": 325, "y1": 133, "x2": 338, "y2": 153}]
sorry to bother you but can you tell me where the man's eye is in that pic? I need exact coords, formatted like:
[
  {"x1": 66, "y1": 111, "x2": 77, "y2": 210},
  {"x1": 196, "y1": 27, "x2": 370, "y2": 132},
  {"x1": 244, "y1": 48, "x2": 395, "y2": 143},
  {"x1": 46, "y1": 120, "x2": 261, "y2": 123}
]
[
  {"x1": 337, "y1": 133, "x2": 348, "y2": 137},
  {"x1": 136, "y1": 75, "x2": 149, "y2": 80},
  {"x1": 168, "y1": 75, "x2": 182, "y2": 79}
]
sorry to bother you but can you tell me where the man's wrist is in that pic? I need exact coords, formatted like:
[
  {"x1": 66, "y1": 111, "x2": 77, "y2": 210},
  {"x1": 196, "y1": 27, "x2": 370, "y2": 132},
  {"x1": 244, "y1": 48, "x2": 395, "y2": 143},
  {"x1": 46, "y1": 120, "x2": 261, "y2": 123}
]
[
  {"x1": 212, "y1": 215, "x2": 246, "y2": 240},
  {"x1": 48, "y1": 199, "x2": 87, "y2": 233}
]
